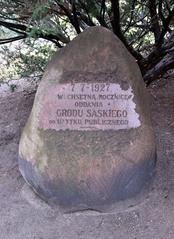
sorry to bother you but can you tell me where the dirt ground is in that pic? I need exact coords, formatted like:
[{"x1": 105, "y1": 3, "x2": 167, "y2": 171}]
[{"x1": 0, "y1": 75, "x2": 174, "y2": 239}]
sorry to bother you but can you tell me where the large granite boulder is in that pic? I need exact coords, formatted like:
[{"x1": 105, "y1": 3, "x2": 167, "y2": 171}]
[{"x1": 19, "y1": 26, "x2": 156, "y2": 211}]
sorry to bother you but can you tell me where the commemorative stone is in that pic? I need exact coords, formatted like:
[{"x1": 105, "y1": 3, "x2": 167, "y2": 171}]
[{"x1": 18, "y1": 26, "x2": 156, "y2": 211}]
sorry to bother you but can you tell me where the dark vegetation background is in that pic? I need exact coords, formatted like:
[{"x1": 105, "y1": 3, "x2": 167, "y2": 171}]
[{"x1": 0, "y1": 0, "x2": 174, "y2": 85}]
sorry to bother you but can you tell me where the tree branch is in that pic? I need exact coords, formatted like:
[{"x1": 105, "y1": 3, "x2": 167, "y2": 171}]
[
  {"x1": 72, "y1": 0, "x2": 81, "y2": 34},
  {"x1": 110, "y1": 0, "x2": 122, "y2": 38},
  {"x1": 148, "y1": 0, "x2": 161, "y2": 44},
  {"x1": 0, "y1": 19, "x2": 63, "y2": 47},
  {"x1": 157, "y1": 7, "x2": 174, "y2": 47},
  {"x1": 144, "y1": 52, "x2": 174, "y2": 85},
  {"x1": 110, "y1": 0, "x2": 143, "y2": 63},
  {"x1": 124, "y1": 0, "x2": 136, "y2": 33},
  {"x1": 0, "y1": 35, "x2": 26, "y2": 44},
  {"x1": 100, "y1": 0, "x2": 106, "y2": 26},
  {"x1": 141, "y1": 30, "x2": 174, "y2": 77},
  {"x1": 78, "y1": 1, "x2": 96, "y2": 27},
  {"x1": 55, "y1": 1, "x2": 81, "y2": 34}
]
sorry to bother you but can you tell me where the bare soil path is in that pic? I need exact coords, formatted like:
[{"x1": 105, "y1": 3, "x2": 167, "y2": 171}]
[{"x1": 0, "y1": 75, "x2": 174, "y2": 239}]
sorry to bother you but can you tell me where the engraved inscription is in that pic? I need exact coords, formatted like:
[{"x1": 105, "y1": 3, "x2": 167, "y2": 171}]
[{"x1": 39, "y1": 83, "x2": 141, "y2": 130}]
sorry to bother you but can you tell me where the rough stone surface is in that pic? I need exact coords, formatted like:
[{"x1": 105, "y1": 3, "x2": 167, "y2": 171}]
[{"x1": 18, "y1": 26, "x2": 156, "y2": 211}]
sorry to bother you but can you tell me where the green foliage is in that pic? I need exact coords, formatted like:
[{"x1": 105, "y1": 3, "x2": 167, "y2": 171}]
[
  {"x1": 84, "y1": 1, "x2": 100, "y2": 18},
  {"x1": 31, "y1": 3, "x2": 50, "y2": 20},
  {"x1": 0, "y1": 39, "x2": 56, "y2": 81}
]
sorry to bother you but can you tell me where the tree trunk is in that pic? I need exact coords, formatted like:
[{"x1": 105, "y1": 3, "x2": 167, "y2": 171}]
[{"x1": 144, "y1": 51, "x2": 174, "y2": 85}]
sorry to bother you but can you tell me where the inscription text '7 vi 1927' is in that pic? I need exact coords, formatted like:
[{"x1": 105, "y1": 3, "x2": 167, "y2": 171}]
[{"x1": 39, "y1": 83, "x2": 141, "y2": 131}]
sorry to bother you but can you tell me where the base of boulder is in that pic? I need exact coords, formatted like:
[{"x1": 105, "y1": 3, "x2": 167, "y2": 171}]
[{"x1": 19, "y1": 153, "x2": 156, "y2": 212}]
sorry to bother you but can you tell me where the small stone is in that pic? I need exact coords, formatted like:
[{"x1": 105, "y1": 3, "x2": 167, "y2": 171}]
[{"x1": 18, "y1": 26, "x2": 156, "y2": 211}]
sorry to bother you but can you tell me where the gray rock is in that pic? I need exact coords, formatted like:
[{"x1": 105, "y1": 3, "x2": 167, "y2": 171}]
[{"x1": 18, "y1": 26, "x2": 156, "y2": 212}]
